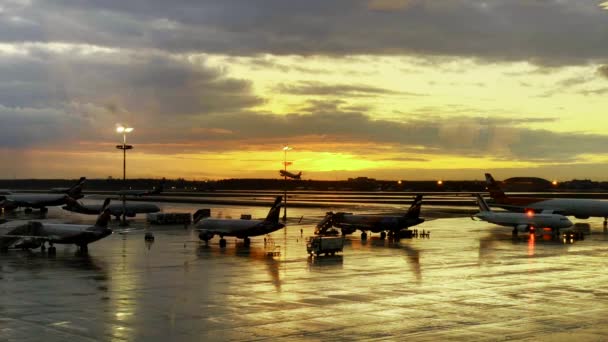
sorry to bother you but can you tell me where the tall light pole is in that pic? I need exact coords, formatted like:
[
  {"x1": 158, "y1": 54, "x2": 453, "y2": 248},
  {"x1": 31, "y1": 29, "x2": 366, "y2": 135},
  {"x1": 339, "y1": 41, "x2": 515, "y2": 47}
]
[
  {"x1": 116, "y1": 125, "x2": 134, "y2": 226},
  {"x1": 282, "y1": 145, "x2": 292, "y2": 222}
]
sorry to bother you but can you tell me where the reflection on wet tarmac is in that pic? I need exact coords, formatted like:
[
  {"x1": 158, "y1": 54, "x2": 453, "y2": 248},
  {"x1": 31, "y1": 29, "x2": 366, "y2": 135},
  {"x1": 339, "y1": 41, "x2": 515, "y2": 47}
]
[{"x1": 3, "y1": 204, "x2": 608, "y2": 340}]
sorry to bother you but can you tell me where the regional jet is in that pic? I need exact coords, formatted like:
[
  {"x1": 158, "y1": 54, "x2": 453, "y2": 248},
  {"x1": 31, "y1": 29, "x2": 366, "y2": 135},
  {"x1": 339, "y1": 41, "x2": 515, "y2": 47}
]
[
  {"x1": 62, "y1": 199, "x2": 160, "y2": 220},
  {"x1": 0, "y1": 198, "x2": 113, "y2": 253},
  {"x1": 472, "y1": 194, "x2": 572, "y2": 237},
  {"x1": 279, "y1": 170, "x2": 302, "y2": 180},
  {"x1": 194, "y1": 196, "x2": 284, "y2": 247},
  {"x1": 485, "y1": 173, "x2": 608, "y2": 224},
  {"x1": 0, "y1": 177, "x2": 87, "y2": 213},
  {"x1": 315, "y1": 194, "x2": 424, "y2": 240}
]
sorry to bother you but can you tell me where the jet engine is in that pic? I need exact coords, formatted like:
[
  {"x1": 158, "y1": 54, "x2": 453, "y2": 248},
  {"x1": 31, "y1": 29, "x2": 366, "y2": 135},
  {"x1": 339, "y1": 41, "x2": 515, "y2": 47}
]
[
  {"x1": 198, "y1": 231, "x2": 215, "y2": 242},
  {"x1": 516, "y1": 224, "x2": 531, "y2": 233},
  {"x1": 14, "y1": 238, "x2": 42, "y2": 249}
]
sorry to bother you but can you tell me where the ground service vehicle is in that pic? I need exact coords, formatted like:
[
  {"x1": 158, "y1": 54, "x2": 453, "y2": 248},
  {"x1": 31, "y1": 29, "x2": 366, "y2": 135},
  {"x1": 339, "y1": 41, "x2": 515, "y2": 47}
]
[{"x1": 307, "y1": 236, "x2": 344, "y2": 256}]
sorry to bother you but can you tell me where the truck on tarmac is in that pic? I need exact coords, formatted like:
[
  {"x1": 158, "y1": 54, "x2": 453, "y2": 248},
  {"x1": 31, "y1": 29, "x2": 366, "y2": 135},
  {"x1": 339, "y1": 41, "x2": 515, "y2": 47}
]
[{"x1": 307, "y1": 236, "x2": 344, "y2": 256}]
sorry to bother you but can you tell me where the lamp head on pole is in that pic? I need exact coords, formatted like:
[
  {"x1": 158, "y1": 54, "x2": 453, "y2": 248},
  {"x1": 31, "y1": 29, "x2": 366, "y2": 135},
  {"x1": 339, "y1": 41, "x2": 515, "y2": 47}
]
[
  {"x1": 116, "y1": 125, "x2": 134, "y2": 134},
  {"x1": 283, "y1": 145, "x2": 292, "y2": 151}
]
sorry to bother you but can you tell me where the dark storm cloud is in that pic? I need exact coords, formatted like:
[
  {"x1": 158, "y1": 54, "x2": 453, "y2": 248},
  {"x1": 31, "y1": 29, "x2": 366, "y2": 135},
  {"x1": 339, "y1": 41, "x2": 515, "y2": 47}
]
[
  {"x1": 599, "y1": 65, "x2": 608, "y2": 79},
  {"x1": 184, "y1": 110, "x2": 598, "y2": 162},
  {"x1": 0, "y1": 0, "x2": 604, "y2": 65},
  {"x1": 275, "y1": 81, "x2": 422, "y2": 97},
  {"x1": 0, "y1": 46, "x2": 262, "y2": 148}
]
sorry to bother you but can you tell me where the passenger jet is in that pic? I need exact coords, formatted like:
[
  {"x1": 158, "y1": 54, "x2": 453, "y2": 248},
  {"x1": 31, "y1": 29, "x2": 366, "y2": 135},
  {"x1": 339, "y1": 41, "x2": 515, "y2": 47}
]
[
  {"x1": 0, "y1": 198, "x2": 113, "y2": 253},
  {"x1": 0, "y1": 177, "x2": 86, "y2": 213},
  {"x1": 316, "y1": 194, "x2": 424, "y2": 240},
  {"x1": 485, "y1": 173, "x2": 608, "y2": 223},
  {"x1": 473, "y1": 194, "x2": 572, "y2": 236},
  {"x1": 194, "y1": 196, "x2": 284, "y2": 247}
]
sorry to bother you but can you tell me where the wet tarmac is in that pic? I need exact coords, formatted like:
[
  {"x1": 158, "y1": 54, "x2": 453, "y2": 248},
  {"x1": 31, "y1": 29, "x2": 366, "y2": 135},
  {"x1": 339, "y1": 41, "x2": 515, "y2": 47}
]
[{"x1": 2, "y1": 202, "x2": 608, "y2": 341}]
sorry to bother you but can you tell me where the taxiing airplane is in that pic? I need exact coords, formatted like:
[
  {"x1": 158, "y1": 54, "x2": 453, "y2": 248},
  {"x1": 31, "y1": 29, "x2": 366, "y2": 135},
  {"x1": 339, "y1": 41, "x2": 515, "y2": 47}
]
[
  {"x1": 279, "y1": 170, "x2": 302, "y2": 180},
  {"x1": 194, "y1": 196, "x2": 284, "y2": 247},
  {"x1": 485, "y1": 173, "x2": 608, "y2": 223},
  {"x1": 316, "y1": 194, "x2": 424, "y2": 240},
  {"x1": 117, "y1": 178, "x2": 165, "y2": 197},
  {"x1": 0, "y1": 177, "x2": 87, "y2": 213},
  {"x1": 0, "y1": 198, "x2": 113, "y2": 253},
  {"x1": 62, "y1": 200, "x2": 160, "y2": 219},
  {"x1": 473, "y1": 194, "x2": 572, "y2": 236}
]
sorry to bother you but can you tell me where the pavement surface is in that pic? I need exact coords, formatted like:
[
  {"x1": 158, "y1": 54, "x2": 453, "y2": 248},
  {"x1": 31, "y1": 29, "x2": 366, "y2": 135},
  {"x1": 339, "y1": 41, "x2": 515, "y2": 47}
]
[{"x1": 2, "y1": 202, "x2": 608, "y2": 341}]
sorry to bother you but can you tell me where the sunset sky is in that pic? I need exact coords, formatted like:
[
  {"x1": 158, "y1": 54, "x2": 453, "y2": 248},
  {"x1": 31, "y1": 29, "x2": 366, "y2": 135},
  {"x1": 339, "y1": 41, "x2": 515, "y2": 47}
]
[{"x1": 1, "y1": 0, "x2": 607, "y2": 180}]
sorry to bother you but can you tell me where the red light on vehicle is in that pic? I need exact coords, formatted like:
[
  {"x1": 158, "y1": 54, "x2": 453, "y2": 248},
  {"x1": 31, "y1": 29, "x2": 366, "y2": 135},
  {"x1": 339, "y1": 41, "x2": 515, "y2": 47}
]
[{"x1": 526, "y1": 210, "x2": 535, "y2": 217}]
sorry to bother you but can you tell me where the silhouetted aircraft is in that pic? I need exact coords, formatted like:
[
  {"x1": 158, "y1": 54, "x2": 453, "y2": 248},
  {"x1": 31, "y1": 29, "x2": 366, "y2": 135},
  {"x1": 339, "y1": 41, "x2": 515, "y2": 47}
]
[
  {"x1": 316, "y1": 195, "x2": 424, "y2": 240},
  {"x1": 63, "y1": 199, "x2": 160, "y2": 219},
  {"x1": 0, "y1": 198, "x2": 113, "y2": 253},
  {"x1": 194, "y1": 196, "x2": 284, "y2": 247},
  {"x1": 279, "y1": 170, "x2": 302, "y2": 180},
  {"x1": 0, "y1": 177, "x2": 86, "y2": 213}
]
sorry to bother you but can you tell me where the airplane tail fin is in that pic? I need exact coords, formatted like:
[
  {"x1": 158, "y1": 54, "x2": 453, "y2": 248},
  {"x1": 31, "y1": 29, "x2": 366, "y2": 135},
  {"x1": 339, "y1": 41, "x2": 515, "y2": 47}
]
[
  {"x1": 405, "y1": 194, "x2": 423, "y2": 218},
  {"x1": 484, "y1": 173, "x2": 507, "y2": 200},
  {"x1": 475, "y1": 194, "x2": 491, "y2": 212},
  {"x1": 67, "y1": 177, "x2": 86, "y2": 197},
  {"x1": 94, "y1": 198, "x2": 112, "y2": 228},
  {"x1": 193, "y1": 209, "x2": 211, "y2": 224},
  {"x1": 264, "y1": 196, "x2": 283, "y2": 223}
]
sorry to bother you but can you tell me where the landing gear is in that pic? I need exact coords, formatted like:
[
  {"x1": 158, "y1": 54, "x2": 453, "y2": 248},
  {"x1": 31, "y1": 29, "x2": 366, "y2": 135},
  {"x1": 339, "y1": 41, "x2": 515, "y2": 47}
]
[
  {"x1": 380, "y1": 232, "x2": 386, "y2": 240},
  {"x1": 388, "y1": 231, "x2": 394, "y2": 240},
  {"x1": 24, "y1": 208, "x2": 33, "y2": 214},
  {"x1": 40, "y1": 207, "x2": 48, "y2": 213},
  {"x1": 604, "y1": 217, "x2": 607, "y2": 226},
  {"x1": 40, "y1": 242, "x2": 46, "y2": 252},
  {"x1": 219, "y1": 237, "x2": 227, "y2": 248},
  {"x1": 78, "y1": 244, "x2": 88, "y2": 253},
  {"x1": 243, "y1": 237, "x2": 251, "y2": 247},
  {"x1": 361, "y1": 232, "x2": 368, "y2": 240},
  {"x1": 48, "y1": 243, "x2": 56, "y2": 255},
  {"x1": 512, "y1": 227, "x2": 518, "y2": 237}
]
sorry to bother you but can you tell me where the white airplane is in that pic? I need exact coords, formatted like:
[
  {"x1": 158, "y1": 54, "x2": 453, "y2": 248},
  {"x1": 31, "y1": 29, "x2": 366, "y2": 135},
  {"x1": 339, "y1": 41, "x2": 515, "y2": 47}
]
[
  {"x1": 0, "y1": 198, "x2": 113, "y2": 254},
  {"x1": 194, "y1": 196, "x2": 284, "y2": 247},
  {"x1": 473, "y1": 194, "x2": 572, "y2": 237},
  {"x1": 485, "y1": 173, "x2": 608, "y2": 223},
  {"x1": 279, "y1": 170, "x2": 302, "y2": 180},
  {"x1": 62, "y1": 200, "x2": 160, "y2": 220}
]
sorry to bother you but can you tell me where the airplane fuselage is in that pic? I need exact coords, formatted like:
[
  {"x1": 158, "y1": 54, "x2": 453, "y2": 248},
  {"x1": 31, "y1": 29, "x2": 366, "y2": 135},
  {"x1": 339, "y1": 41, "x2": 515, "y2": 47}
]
[
  {"x1": 196, "y1": 218, "x2": 284, "y2": 238},
  {"x1": 491, "y1": 198, "x2": 608, "y2": 219},
  {"x1": 475, "y1": 211, "x2": 572, "y2": 230},
  {"x1": 335, "y1": 214, "x2": 424, "y2": 233},
  {"x1": 0, "y1": 220, "x2": 112, "y2": 249},
  {"x1": 63, "y1": 203, "x2": 160, "y2": 217},
  {"x1": 3, "y1": 194, "x2": 70, "y2": 209}
]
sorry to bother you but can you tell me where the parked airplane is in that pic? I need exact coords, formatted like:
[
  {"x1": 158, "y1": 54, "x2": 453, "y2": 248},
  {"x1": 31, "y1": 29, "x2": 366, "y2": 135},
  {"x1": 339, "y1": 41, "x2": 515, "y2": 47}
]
[
  {"x1": 0, "y1": 177, "x2": 87, "y2": 213},
  {"x1": 62, "y1": 199, "x2": 160, "y2": 219},
  {"x1": 472, "y1": 194, "x2": 572, "y2": 237},
  {"x1": 194, "y1": 196, "x2": 284, "y2": 247},
  {"x1": 0, "y1": 198, "x2": 113, "y2": 253},
  {"x1": 279, "y1": 170, "x2": 302, "y2": 180},
  {"x1": 49, "y1": 177, "x2": 87, "y2": 198},
  {"x1": 315, "y1": 194, "x2": 424, "y2": 240},
  {"x1": 117, "y1": 178, "x2": 165, "y2": 197},
  {"x1": 485, "y1": 173, "x2": 608, "y2": 224}
]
